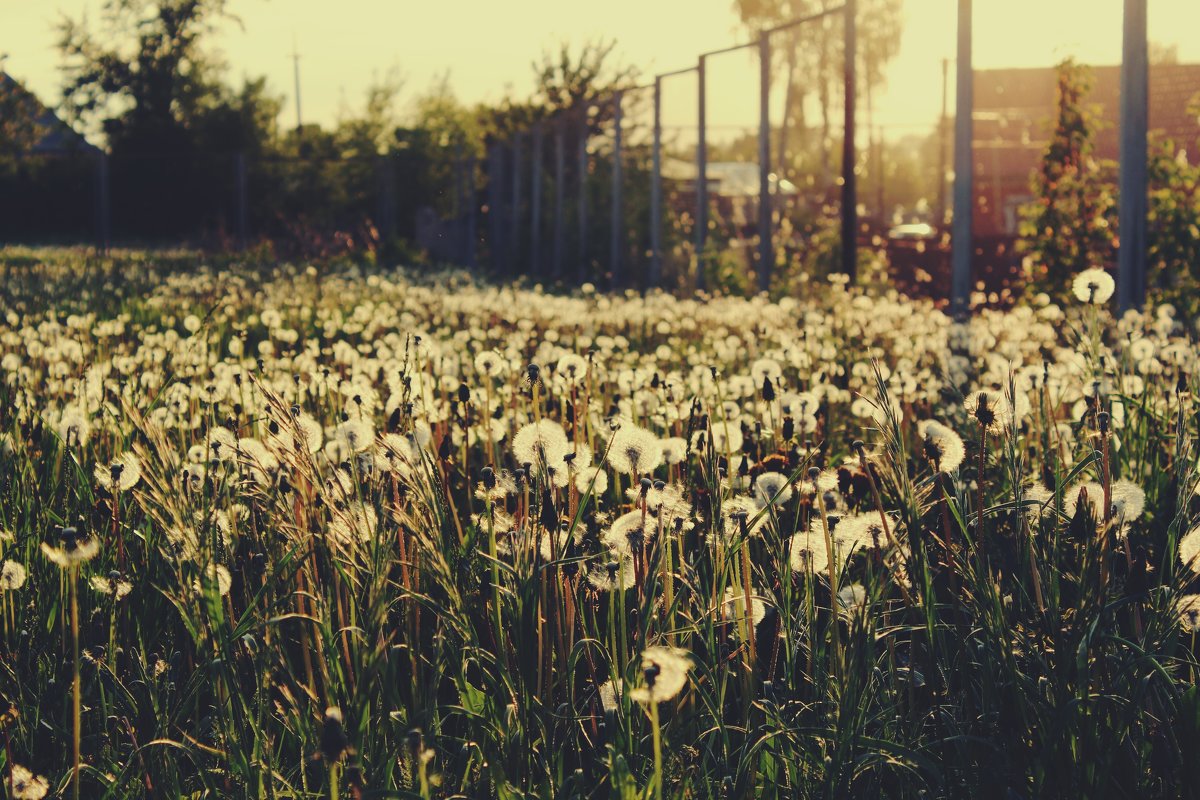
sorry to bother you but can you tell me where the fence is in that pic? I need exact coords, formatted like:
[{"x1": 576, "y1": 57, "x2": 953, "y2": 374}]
[{"x1": 0, "y1": 0, "x2": 1163, "y2": 311}]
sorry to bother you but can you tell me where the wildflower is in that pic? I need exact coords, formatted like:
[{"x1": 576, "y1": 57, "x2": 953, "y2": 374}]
[
  {"x1": 474, "y1": 350, "x2": 508, "y2": 378},
  {"x1": 598, "y1": 678, "x2": 623, "y2": 713},
  {"x1": 56, "y1": 406, "x2": 91, "y2": 448},
  {"x1": 575, "y1": 466, "x2": 609, "y2": 495},
  {"x1": 0, "y1": 561, "x2": 26, "y2": 591},
  {"x1": 752, "y1": 472, "x2": 793, "y2": 509},
  {"x1": 628, "y1": 646, "x2": 692, "y2": 705},
  {"x1": 319, "y1": 706, "x2": 352, "y2": 763},
  {"x1": 606, "y1": 423, "x2": 664, "y2": 476},
  {"x1": 1179, "y1": 525, "x2": 1200, "y2": 574},
  {"x1": 1179, "y1": 594, "x2": 1200, "y2": 633},
  {"x1": 8, "y1": 765, "x2": 49, "y2": 800},
  {"x1": 918, "y1": 420, "x2": 965, "y2": 473},
  {"x1": 94, "y1": 452, "x2": 141, "y2": 492},
  {"x1": 194, "y1": 564, "x2": 233, "y2": 597},
  {"x1": 587, "y1": 553, "x2": 636, "y2": 592},
  {"x1": 1072, "y1": 268, "x2": 1115, "y2": 304},
  {"x1": 90, "y1": 571, "x2": 133, "y2": 599},
  {"x1": 334, "y1": 419, "x2": 375, "y2": 454},
  {"x1": 659, "y1": 436, "x2": 688, "y2": 465},
  {"x1": 788, "y1": 530, "x2": 830, "y2": 575},
  {"x1": 556, "y1": 353, "x2": 589, "y2": 385},
  {"x1": 719, "y1": 586, "x2": 768, "y2": 632},
  {"x1": 837, "y1": 584, "x2": 867, "y2": 618},
  {"x1": 965, "y1": 389, "x2": 1012, "y2": 435},
  {"x1": 41, "y1": 528, "x2": 100, "y2": 568},
  {"x1": 512, "y1": 420, "x2": 570, "y2": 474},
  {"x1": 833, "y1": 513, "x2": 887, "y2": 552}
]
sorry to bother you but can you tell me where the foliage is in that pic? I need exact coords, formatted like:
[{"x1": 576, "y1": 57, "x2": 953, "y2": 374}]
[{"x1": 1018, "y1": 59, "x2": 1117, "y2": 303}]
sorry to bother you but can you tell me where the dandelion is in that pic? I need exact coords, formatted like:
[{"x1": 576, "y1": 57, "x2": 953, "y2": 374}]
[
  {"x1": 659, "y1": 436, "x2": 688, "y2": 465},
  {"x1": 90, "y1": 571, "x2": 133, "y2": 600},
  {"x1": 41, "y1": 528, "x2": 100, "y2": 568},
  {"x1": 556, "y1": 353, "x2": 589, "y2": 385},
  {"x1": 587, "y1": 553, "x2": 636, "y2": 592},
  {"x1": 8, "y1": 765, "x2": 49, "y2": 800},
  {"x1": 918, "y1": 420, "x2": 965, "y2": 473},
  {"x1": 194, "y1": 564, "x2": 233, "y2": 597},
  {"x1": 628, "y1": 646, "x2": 692, "y2": 705},
  {"x1": 474, "y1": 350, "x2": 507, "y2": 378},
  {"x1": 965, "y1": 389, "x2": 1012, "y2": 435},
  {"x1": 512, "y1": 420, "x2": 570, "y2": 474},
  {"x1": 334, "y1": 419, "x2": 375, "y2": 454},
  {"x1": 0, "y1": 560, "x2": 27, "y2": 591},
  {"x1": 1178, "y1": 525, "x2": 1200, "y2": 574},
  {"x1": 1179, "y1": 594, "x2": 1200, "y2": 633},
  {"x1": 752, "y1": 472, "x2": 793, "y2": 509},
  {"x1": 597, "y1": 678, "x2": 623, "y2": 714},
  {"x1": 1072, "y1": 268, "x2": 1115, "y2": 304},
  {"x1": 93, "y1": 451, "x2": 141, "y2": 492},
  {"x1": 837, "y1": 583, "x2": 868, "y2": 618},
  {"x1": 606, "y1": 422, "x2": 664, "y2": 476}
]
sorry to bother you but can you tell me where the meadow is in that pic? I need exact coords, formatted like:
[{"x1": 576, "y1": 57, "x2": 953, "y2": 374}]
[{"x1": 1, "y1": 249, "x2": 1199, "y2": 798}]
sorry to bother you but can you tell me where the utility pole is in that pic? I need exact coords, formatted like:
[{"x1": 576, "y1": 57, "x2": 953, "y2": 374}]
[
  {"x1": 840, "y1": 0, "x2": 858, "y2": 280},
  {"x1": 1117, "y1": 0, "x2": 1148, "y2": 312},
  {"x1": 938, "y1": 57, "x2": 949, "y2": 227},
  {"x1": 950, "y1": 0, "x2": 973, "y2": 316},
  {"x1": 291, "y1": 37, "x2": 303, "y2": 133}
]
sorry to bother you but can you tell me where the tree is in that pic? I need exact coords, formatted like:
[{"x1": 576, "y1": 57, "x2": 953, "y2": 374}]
[
  {"x1": 732, "y1": 0, "x2": 903, "y2": 181},
  {"x1": 56, "y1": 0, "x2": 231, "y2": 153},
  {"x1": 1018, "y1": 59, "x2": 1116, "y2": 301}
]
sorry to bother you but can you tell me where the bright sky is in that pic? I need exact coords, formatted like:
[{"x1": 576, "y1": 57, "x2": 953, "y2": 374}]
[{"x1": 4, "y1": 0, "x2": 1200, "y2": 144}]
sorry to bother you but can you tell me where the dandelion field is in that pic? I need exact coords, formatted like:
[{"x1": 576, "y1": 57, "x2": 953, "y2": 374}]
[{"x1": 3, "y1": 251, "x2": 1200, "y2": 798}]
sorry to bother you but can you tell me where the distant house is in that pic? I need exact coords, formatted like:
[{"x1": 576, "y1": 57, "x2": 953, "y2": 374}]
[
  {"x1": 972, "y1": 63, "x2": 1200, "y2": 236},
  {"x1": 0, "y1": 71, "x2": 98, "y2": 155}
]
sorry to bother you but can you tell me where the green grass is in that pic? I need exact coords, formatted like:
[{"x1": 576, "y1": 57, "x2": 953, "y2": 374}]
[{"x1": 0, "y1": 248, "x2": 1197, "y2": 798}]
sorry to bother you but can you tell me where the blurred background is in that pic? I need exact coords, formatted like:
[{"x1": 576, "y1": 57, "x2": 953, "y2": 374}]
[{"x1": 2, "y1": 0, "x2": 1199, "y2": 303}]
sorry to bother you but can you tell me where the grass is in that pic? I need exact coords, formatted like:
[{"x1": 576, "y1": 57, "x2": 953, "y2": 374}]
[{"x1": 0, "y1": 249, "x2": 1197, "y2": 798}]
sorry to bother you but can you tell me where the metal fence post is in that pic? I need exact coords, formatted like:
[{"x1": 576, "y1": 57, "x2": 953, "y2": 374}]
[
  {"x1": 577, "y1": 107, "x2": 589, "y2": 284},
  {"x1": 758, "y1": 33, "x2": 773, "y2": 294},
  {"x1": 841, "y1": 0, "x2": 858, "y2": 281},
  {"x1": 94, "y1": 151, "x2": 110, "y2": 253},
  {"x1": 950, "y1": 0, "x2": 974, "y2": 315},
  {"x1": 696, "y1": 55, "x2": 708, "y2": 291},
  {"x1": 554, "y1": 117, "x2": 565, "y2": 279},
  {"x1": 1117, "y1": 0, "x2": 1148, "y2": 312},
  {"x1": 531, "y1": 122, "x2": 544, "y2": 278},
  {"x1": 610, "y1": 91, "x2": 624, "y2": 289},
  {"x1": 650, "y1": 77, "x2": 663, "y2": 287}
]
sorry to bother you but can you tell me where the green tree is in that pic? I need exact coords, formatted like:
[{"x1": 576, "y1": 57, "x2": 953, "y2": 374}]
[{"x1": 1018, "y1": 59, "x2": 1117, "y2": 301}]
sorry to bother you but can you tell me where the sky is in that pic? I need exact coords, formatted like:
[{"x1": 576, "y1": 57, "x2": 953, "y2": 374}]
[{"x1": 4, "y1": 0, "x2": 1200, "y2": 144}]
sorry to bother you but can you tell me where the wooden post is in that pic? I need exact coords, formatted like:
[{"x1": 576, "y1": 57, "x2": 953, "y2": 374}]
[
  {"x1": 1117, "y1": 0, "x2": 1148, "y2": 312},
  {"x1": 950, "y1": 0, "x2": 974, "y2": 315}
]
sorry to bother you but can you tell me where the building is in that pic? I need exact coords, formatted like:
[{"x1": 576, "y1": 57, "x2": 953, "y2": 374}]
[
  {"x1": 0, "y1": 71, "x2": 97, "y2": 154},
  {"x1": 972, "y1": 63, "x2": 1200, "y2": 236}
]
